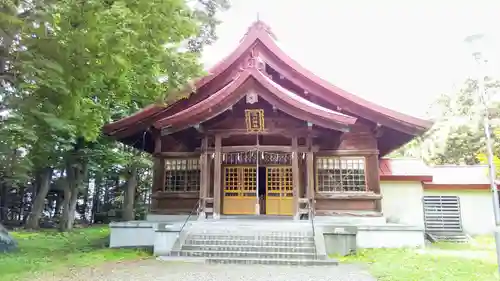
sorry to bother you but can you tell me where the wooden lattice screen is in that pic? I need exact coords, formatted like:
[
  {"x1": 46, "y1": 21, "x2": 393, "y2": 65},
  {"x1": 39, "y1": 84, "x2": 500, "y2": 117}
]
[
  {"x1": 316, "y1": 157, "x2": 366, "y2": 192},
  {"x1": 223, "y1": 166, "x2": 257, "y2": 197},
  {"x1": 164, "y1": 159, "x2": 200, "y2": 192},
  {"x1": 266, "y1": 167, "x2": 293, "y2": 197}
]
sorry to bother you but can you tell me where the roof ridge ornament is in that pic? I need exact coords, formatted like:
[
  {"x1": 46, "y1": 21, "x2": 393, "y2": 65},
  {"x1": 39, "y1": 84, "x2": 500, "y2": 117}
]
[
  {"x1": 240, "y1": 20, "x2": 278, "y2": 42},
  {"x1": 234, "y1": 46, "x2": 266, "y2": 79}
]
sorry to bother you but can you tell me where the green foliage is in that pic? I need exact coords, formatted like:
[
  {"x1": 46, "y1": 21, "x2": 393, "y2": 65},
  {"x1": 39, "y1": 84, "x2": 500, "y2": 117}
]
[
  {"x1": 0, "y1": 0, "x2": 228, "y2": 228},
  {"x1": 15, "y1": 0, "x2": 205, "y2": 144},
  {"x1": 393, "y1": 78, "x2": 500, "y2": 166},
  {"x1": 338, "y1": 247, "x2": 497, "y2": 281},
  {"x1": 0, "y1": 226, "x2": 148, "y2": 281}
]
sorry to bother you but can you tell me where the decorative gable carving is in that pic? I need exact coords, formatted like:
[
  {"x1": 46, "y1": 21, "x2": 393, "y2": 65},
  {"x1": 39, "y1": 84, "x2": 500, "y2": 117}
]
[{"x1": 246, "y1": 90, "x2": 259, "y2": 104}]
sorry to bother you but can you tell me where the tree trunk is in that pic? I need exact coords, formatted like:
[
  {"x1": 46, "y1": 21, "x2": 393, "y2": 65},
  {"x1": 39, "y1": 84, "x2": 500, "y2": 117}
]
[
  {"x1": 58, "y1": 186, "x2": 71, "y2": 232},
  {"x1": 59, "y1": 156, "x2": 88, "y2": 231},
  {"x1": 122, "y1": 165, "x2": 138, "y2": 221},
  {"x1": 53, "y1": 194, "x2": 62, "y2": 218},
  {"x1": 67, "y1": 187, "x2": 79, "y2": 228},
  {"x1": 82, "y1": 177, "x2": 90, "y2": 223},
  {"x1": 91, "y1": 173, "x2": 102, "y2": 223},
  {"x1": 25, "y1": 168, "x2": 53, "y2": 229},
  {"x1": 59, "y1": 157, "x2": 75, "y2": 232},
  {"x1": 103, "y1": 177, "x2": 110, "y2": 210},
  {"x1": 0, "y1": 182, "x2": 7, "y2": 222}
]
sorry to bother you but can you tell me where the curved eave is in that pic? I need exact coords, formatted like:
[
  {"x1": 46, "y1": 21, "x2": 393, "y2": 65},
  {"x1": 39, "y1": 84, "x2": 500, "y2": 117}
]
[
  {"x1": 103, "y1": 27, "x2": 264, "y2": 136},
  {"x1": 104, "y1": 20, "x2": 433, "y2": 138},
  {"x1": 254, "y1": 26, "x2": 433, "y2": 135},
  {"x1": 103, "y1": 104, "x2": 163, "y2": 136},
  {"x1": 252, "y1": 69, "x2": 356, "y2": 126},
  {"x1": 154, "y1": 69, "x2": 357, "y2": 132},
  {"x1": 154, "y1": 72, "x2": 251, "y2": 130}
]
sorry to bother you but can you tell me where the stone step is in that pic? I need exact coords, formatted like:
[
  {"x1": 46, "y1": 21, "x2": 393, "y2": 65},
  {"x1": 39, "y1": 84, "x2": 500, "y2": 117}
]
[
  {"x1": 181, "y1": 244, "x2": 316, "y2": 253},
  {"x1": 189, "y1": 230, "x2": 313, "y2": 236},
  {"x1": 206, "y1": 257, "x2": 339, "y2": 266},
  {"x1": 183, "y1": 238, "x2": 315, "y2": 247},
  {"x1": 187, "y1": 234, "x2": 314, "y2": 241},
  {"x1": 173, "y1": 250, "x2": 316, "y2": 260}
]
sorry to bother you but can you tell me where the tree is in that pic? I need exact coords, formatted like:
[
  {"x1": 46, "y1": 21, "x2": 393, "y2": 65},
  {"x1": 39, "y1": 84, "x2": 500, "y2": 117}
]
[
  {"x1": 0, "y1": 0, "x2": 228, "y2": 230},
  {"x1": 391, "y1": 78, "x2": 500, "y2": 165}
]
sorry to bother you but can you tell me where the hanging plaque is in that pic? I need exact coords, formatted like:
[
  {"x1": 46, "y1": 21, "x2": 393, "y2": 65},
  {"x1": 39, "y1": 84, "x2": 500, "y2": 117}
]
[{"x1": 245, "y1": 109, "x2": 265, "y2": 132}]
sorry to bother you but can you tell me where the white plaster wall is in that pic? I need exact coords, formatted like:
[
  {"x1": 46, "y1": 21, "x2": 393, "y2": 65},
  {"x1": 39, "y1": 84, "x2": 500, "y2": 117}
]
[
  {"x1": 356, "y1": 229, "x2": 425, "y2": 248},
  {"x1": 380, "y1": 181, "x2": 425, "y2": 227},
  {"x1": 424, "y1": 190, "x2": 495, "y2": 235}
]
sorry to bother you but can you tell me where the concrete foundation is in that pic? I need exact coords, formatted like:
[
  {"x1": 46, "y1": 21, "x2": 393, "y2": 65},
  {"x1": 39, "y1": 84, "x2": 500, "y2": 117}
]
[
  {"x1": 109, "y1": 215, "x2": 425, "y2": 254},
  {"x1": 109, "y1": 221, "x2": 156, "y2": 248}
]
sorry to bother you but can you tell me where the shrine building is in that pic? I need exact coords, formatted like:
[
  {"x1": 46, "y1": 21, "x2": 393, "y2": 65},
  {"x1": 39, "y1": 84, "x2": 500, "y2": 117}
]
[
  {"x1": 103, "y1": 21, "x2": 499, "y2": 258},
  {"x1": 103, "y1": 20, "x2": 432, "y2": 221}
]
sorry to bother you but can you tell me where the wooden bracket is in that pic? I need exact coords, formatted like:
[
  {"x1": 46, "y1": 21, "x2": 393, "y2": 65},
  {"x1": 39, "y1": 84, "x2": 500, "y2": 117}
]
[
  {"x1": 373, "y1": 123, "x2": 384, "y2": 138},
  {"x1": 193, "y1": 124, "x2": 204, "y2": 133}
]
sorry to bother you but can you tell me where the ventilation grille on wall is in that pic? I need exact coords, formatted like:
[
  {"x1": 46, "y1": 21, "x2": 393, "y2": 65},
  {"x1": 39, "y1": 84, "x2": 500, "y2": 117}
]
[{"x1": 423, "y1": 195, "x2": 463, "y2": 233}]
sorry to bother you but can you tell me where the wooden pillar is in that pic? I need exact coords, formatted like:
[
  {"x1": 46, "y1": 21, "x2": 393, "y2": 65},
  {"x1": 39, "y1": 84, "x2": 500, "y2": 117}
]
[
  {"x1": 365, "y1": 154, "x2": 381, "y2": 212},
  {"x1": 292, "y1": 136, "x2": 300, "y2": 220},
  {"x1": 199, "y1": 137, "x2": 209, "y2": 217},
  {"x1": 206, "y1": 152, "x2": 212, "y2": 197},
  {"x1": 151, "y1": 158, "x2": 165, "y2": 212},
  {"x1": 151, "y1": 131, "x2": 165, "y2": 212},
  {"x1": 213, "y1": 134, "x2": 222, "y2": 219},
  {"x1": 306, "y1": 137, "x2": 315, "y2": 200}
]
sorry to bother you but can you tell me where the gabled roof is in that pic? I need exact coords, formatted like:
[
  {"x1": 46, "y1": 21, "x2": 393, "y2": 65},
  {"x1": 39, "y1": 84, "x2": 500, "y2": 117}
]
[
  {"x1": 103, "y1": 20, "x2": 432, "y2": 139},
  {"x1": 379, "y1": 159, "x2": 496, "y2": 190},
  {"x1": 379, "y1": 158, "x2": 433, "y2": 182},
  {"x1": 155, "y1": 68, "x2": 357, "y2": 134}
]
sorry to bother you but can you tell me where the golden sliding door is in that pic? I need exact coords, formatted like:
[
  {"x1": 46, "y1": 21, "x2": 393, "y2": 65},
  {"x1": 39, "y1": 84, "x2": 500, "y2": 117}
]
[
  {"x1": 266, "y1": 166, "x2": 293, "y2": 216},
  {"x1": 223, "y1": 166, "x2": 257, "y2": 215}
]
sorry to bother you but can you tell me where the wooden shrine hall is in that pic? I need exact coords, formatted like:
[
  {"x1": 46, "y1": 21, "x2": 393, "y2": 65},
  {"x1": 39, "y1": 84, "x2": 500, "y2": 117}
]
[{"x1": 103, "y1": 21, "x2": 432, "y2": 220}]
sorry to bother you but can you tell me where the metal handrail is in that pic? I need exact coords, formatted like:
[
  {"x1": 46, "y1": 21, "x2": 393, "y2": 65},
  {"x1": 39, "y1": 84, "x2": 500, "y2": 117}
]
[
  {"x1": 309, "y1": 198, "x2": 317, "y2": 259},
  {"x1": 179, "y1": 198, "x2": 201, "y2": 234}
]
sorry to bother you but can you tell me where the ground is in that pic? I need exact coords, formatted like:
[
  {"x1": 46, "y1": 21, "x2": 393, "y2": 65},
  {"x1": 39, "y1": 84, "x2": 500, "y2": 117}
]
[
  {"x1": 0, "y1": 226, "x2": 498, "y2": 281},
  {"x1": 32, "y1": 260, "x2": 376, "y2": 281}
]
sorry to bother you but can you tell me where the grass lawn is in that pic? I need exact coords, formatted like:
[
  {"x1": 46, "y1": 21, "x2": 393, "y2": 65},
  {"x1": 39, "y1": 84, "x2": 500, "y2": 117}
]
[
  {"x1": 337, "y1": 236, "x2": 498, "y2": 281},
  {"x1": 0, "y1": 226, "x2": 149, "y2": 281}
]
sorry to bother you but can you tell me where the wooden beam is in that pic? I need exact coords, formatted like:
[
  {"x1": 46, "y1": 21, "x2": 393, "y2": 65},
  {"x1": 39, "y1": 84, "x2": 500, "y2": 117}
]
[
  {"x1": 151, "y1": 191, "x2": 199, "y2": 199},
  {"x1": 292, "y1": 136, "x2": 300, "y2": 220},
  {"x1": 205, "y1": 128, "x2": 323, "y2": 138},
  {"x1": 220, "y1": 145, "x2": 311, "y2": 153},
  {"x1": 315, "y1": 149, "x2": 379, "y2": 156},
  {"x1": 315, "y1": 192, "x2": 382, "y2": 200},
  {"x1": 155, "y1": 151, "x2": 201, "y2": 158},
  {"x1": 213, "y1": 134, "x2": 222, "y2": 219}
]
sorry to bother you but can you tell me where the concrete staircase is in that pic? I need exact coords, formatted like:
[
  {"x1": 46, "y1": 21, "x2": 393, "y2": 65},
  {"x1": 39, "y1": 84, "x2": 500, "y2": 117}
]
[{"x1": 165, "y1": 220, "x2": 338, "y2": 266}]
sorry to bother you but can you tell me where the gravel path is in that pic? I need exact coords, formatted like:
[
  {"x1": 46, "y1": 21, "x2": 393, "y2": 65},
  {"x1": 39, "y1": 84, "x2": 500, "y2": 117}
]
[{"x1": 34, "y1": 259, "x2": 376, "y2": 281}]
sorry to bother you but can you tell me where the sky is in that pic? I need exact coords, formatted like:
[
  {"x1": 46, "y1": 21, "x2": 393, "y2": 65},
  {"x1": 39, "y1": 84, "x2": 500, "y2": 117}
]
[{"x1": 202, "y1": 0, "x2": 500, "y2": 118}]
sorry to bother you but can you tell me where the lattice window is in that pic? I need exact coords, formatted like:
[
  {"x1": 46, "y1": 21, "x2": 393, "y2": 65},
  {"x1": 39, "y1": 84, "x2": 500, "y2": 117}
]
[
  {"x1": 316, "y1": 157, "x2": 366, "y2": 192},
  {"x1": 266, "y1": 167, "x2": 293, "y2": 197},
  {"x1": 164, "y1": 158, "x2": 200, "y2": 192},
  {"x1": 223, "y1": 166, "x2": 256, "y2": 197}
]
